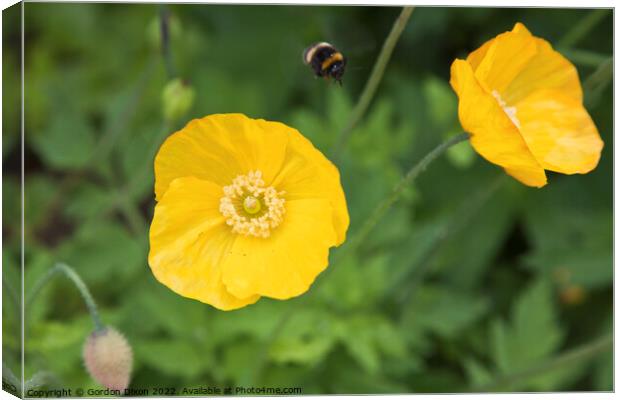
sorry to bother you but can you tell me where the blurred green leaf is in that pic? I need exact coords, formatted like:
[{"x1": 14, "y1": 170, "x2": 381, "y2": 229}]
[
  {"x1": 57, "y1": 220, "x2": 143, "y2": 285},
  {"x1": 487, "y1": 278, "x2": 587, "y2": 391},
  {"x1": 446, "y1": 139, "x2": 476, "y2": 169},
  {"x1": 64, "y1": 183, "x2": 116, "y2": 220},
  {"x1": 270, "y1": 308, "x2": 338, "y2": 366},
  {"x1": 32, "y1": 112, "x2": 96, "y2": 170},
  {"x1": 337, "y1": 314, "x2": 409, "y2": 374},
  {"x1": 402, "y1": 285, "x2": 489, "y2": 339},
  {"x1": 28, "y1": 318, "x2": 91, "y2": 353},
  {"x1": 135, "y1": 340, "x2": 212, "y2": 379}
]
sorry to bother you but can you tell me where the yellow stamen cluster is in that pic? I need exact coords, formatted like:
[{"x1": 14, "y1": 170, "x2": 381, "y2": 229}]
[{"x1": 219, "y1": 170, "x2": 285, "y2": 238}]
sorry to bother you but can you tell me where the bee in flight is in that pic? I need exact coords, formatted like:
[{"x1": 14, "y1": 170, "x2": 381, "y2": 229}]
[{"x1": 303, "y1": 42, "x2": 347, "y2": 84}]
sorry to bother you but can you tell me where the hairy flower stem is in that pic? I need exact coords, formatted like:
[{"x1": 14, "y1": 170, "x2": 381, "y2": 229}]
[
  {"x1": 25, "y1": 263, "x2": 103, "y2": 332},
  {"x1": 159, "y1": 5, "x2": 177, "y2": 79},
  {"x1": 348, "y1": 132, "x2": 469, "y2": 253},
  {"x1": 472, "y1": 334, "x2": 612, "y2": 392},
  {"x1": 330, "y1": 6, "x2": 414, "y2": 160}
]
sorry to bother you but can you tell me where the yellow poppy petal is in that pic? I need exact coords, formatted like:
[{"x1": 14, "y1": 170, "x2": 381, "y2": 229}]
[
  {"x1": 271, "y1": 130, "x2": 349, "y2": 245},
  {"x1": 221, "y1": 198, "x2": 337, "y2": 300},
  {"x1": 154, "y1": 114, "x2": 289, "y2": 201},
  {"x1": 515, "y1": 89, "x2": 603, "y2": 174},
  {"x1": 149, "y1": 176, "x2": 259, "y2": 310},
  {"x1": 466, "y1": 35, "x2": 494, "y2": 71},
  {"x1": 503, "y1": 36, "x2": 582, "y2": 105},
  {"x1": 473, "y1": 22, "x2": 538, "y2": 95},
  {"x1": 450, "y1": 58, "x2": 547, "y2": 187}
]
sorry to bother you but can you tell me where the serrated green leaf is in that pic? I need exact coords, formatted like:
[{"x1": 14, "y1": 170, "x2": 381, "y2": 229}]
[
  {"x1": 488, "y1": 278, "x2": 585, "y2": 391},
  {"x1": 402, "y1": 285, "x2": 489, "y2": 339}
]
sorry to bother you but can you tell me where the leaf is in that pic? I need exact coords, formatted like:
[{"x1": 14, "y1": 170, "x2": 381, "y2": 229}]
[
  {"x1": 3, "y1": 177, "x2": 21, "y2": 232},
  {"x1": 402, "y1": 285, "x2": 489, "y2": 339},
  {"x1": 432, "y1": 175, "x2": 517, "y2": 289},
  {"x1": 337, "y1": 315, "x2": 410, "y2": 375},
  {"x1": 27, "y1": 318, "x2": 91, "y2": 353},
  {"x1": 522, "y1": 177, "x2": 612, "y2": 290},
  {"x1": 446, "y1": 138, "x2": 476, "y2": 169},
  {"x1": 488, "y1": 278, "x2": 585, "y2": 391},
  {"x1": 593, "y1": 350, "x2": 612, "y2": 390},
  {"x1": 57, "y1": 220, "x2": 144, "y2": 285},
  {"x1": 463, "y1": 358, "x2": 493, "y2": 387},
  {"x1": 209, "y1": 299, "x2": 288, "y2": 344},
  {"x1": 492, "y1": 279, "x2": 562, "y2": 373},
  {"x1": 134, "y1": 340, "x2": 212, "y2": 379},
  {"x1": 31, "y1": 112, "x2": 96, "y2": 170},
  {"x1": 25, "y1": 175, "x2": 58, "y2": 228},
  {"x1": 64, "y1": 183, "x2": 116, "y2": 220},
  {"x1": 423, "y1": 76, "x2": 457, "y2": 130},
  {"x1": 269, "y1": 307, "x2": 338, "y2": 366},
  {"x1": 317, "y1": 252, "x2": 391, "y2": 310},
  {"x1": 126, "y1": 278, "x2": 210, "y2": 340},
  {"x1": 326, "y1": 85, "x2": 353, "y2": 134},
  {"x1": 524, "y1": 210, "x2": 612, "y2": 290},
  {"x1": 219, "y1": 340, "x2": 262, "y2": 386}
]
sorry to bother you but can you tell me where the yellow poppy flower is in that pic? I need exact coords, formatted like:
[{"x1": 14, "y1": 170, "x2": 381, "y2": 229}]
[
  {"x1": 450, "y1": 22, "x2": 604, "y2": 187},
  {"x1": 148, "y1": 114, "x2": 349, "y2": 310}
]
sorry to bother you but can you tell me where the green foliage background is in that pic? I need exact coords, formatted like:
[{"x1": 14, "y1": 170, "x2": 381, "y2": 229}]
[{"x1": 2, "y1": 3, "x2": 613, "y2": 395}]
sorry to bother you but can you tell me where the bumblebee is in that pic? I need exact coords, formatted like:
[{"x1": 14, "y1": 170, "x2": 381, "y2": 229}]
[{"x1": 303, "y1": 42, "x2": 346, "y2": 84}]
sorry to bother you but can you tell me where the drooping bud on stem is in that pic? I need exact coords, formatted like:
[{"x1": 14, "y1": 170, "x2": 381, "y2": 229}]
[{"x1": 83, "y1": 327, "x2": 133, "y2": 392}]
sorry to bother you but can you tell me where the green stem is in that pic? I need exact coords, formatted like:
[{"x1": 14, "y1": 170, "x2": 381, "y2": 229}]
[
  {"x1": 331, "y1": 6, "x2": 414, "y2": 159},
  {"x1": 557, "y1": 9, "x2": 610, "y2": 49},
  {"x1": 348, "y1": 132, "x2": 469, "y2": 253},
  {"x1": 159, "y1": 5, "x2": 176, "y2": 79},
  {"x1": 473, "y1": 334, "x2": 613, "y2": 392},
  {"x1": 25, "y1": 263, "x2": 104, "y2": 332}
]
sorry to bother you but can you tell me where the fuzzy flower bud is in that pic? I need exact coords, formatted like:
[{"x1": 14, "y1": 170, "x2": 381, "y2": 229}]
[
  {"x1": 162, "y1": 78, "x2": 195, "y2": 121},
  {"x1": 83, "y1": 327, "x2": 133, "y2": 392}
]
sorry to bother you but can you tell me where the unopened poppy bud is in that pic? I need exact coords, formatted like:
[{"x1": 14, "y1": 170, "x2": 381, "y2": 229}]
[
  {"x1": 162, "y1": 78, "x2": 195, "y2": 121},
  {"x1": 83, "y1": 327, "x2": 133, "y2": 392}
]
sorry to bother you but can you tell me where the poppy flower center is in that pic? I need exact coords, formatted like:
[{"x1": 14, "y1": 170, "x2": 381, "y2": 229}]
[
  {"x1": 243, "y1": 196, "x2": 261, "y2": 214},
  {"x1": 219, "y1": 170, "x2": 286, "y2": 238}
]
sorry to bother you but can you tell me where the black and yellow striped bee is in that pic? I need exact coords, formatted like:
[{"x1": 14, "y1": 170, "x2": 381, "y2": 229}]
[{"x1": 303, "y1": 42, "x2": 347, "y2": 84}]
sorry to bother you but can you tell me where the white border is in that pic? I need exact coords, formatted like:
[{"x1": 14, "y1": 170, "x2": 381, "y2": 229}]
[{"x1": 0, "y1": 1, "x2": 615, "y2": 400}]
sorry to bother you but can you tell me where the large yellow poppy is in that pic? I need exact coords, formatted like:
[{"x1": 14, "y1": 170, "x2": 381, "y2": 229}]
[
  {"x1": 450, "y1": 22, "x2": 604, "y2": 187},
  {"x1": 148, "y1": 114, "x2": 349, "y2": 310}
]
